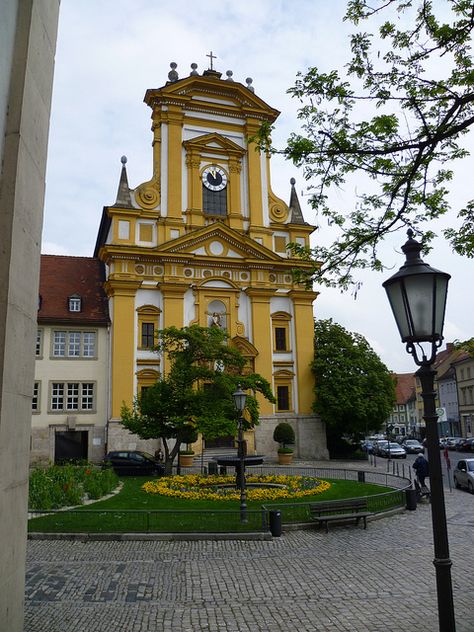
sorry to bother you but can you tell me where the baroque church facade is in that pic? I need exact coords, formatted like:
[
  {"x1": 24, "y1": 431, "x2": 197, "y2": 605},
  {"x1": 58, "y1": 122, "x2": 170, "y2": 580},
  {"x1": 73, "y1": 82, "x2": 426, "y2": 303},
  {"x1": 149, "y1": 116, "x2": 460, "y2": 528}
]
[{"x1": 32, "y1": 62, "x2": 328, "y2": 462}]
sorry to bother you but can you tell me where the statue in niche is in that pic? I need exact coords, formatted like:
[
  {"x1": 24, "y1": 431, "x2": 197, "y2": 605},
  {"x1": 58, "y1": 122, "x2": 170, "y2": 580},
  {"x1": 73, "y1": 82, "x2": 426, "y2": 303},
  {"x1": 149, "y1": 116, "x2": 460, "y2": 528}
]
[{"x1": 211, "y1": 312, "x2": 222, "y2": 328}]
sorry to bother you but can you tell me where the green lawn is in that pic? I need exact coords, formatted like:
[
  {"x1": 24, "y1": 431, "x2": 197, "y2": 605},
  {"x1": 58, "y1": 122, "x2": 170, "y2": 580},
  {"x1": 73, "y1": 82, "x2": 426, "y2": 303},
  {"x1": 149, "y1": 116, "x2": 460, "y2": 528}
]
[{"x1": 28, "y1": 476, "x2": 402, "y2": 533}]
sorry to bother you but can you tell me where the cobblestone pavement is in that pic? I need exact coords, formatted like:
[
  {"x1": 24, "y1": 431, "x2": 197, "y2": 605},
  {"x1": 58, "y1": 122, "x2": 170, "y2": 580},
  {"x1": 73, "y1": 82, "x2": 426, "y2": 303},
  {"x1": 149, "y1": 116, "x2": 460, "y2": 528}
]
[{"x1": 24, "y1": 461, "x2": 474, "y2": 632}]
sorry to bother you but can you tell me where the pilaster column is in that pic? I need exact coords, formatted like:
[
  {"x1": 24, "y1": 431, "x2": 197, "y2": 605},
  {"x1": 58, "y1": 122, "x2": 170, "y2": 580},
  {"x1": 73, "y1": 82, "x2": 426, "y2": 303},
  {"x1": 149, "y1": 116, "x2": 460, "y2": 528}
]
[
  {"x1": 228, "y1": 158, "x2": 243, "y2": 230},
  {"x1": 163, "y1": 106, "x2": 184, "y2": 220},
  {"x1": 185, "y1": 151, "x2": 204, "y2": 227},
  {"x1": 159, "y1": 282, "x2": 189, "y2": 373},
  {"x1": 245, "y1": 119, "x2": 264, "y2": 227},
  {"x1": 245, "y1": 287, "x2": 275, "y2": 414},
  {"x1": 289, "y1": 289, "x2": 319, "y2": 413},
  {"x1": 105, "y1": 280, "x2": 141, "y2": 417}
]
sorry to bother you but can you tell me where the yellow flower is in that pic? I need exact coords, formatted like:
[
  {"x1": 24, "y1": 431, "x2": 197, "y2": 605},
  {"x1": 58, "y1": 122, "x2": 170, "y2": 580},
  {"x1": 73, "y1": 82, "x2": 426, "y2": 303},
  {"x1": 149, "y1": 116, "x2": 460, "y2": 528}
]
[{"x1": 141, "y1": 474, "x2": 331, "y2": 502}]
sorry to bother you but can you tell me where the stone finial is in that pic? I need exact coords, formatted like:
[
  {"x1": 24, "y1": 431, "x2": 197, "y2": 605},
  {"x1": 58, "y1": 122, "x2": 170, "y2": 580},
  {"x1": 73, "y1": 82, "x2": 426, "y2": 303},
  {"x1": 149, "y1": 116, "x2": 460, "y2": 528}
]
[
  {"x1": 225, "y1": 70, "x2": 234, "y2": 81},
  {"x1": 121, "y1": 155, "x2": 127, "y2": 165},
  {"x1": 168, "y1": 62, "x2": 179, "y2": 82},
  {"x1": 246, "y1": 77, "x2": 254, "y2": 92},
  {"x1": 190, "y1": 63, "x2": 199, "y2": 76}
]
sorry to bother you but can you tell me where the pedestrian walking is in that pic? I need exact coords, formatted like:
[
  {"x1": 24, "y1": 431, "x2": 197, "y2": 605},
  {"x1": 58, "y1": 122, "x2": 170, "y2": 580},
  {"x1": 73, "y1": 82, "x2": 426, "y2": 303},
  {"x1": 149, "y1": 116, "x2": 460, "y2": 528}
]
[{"x1": 413, "y1": 453, "x2": 429, "y2": 487}]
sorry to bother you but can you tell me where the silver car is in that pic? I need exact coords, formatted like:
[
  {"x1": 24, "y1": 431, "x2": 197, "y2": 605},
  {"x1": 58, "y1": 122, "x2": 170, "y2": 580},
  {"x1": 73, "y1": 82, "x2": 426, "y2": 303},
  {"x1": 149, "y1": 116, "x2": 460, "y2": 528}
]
[
  {"x1": 379, "y1": 442, "x2": 407, "y2": 459},
  {"x1": 453, "y1": 458, "x2": 474, "y2": 493}
]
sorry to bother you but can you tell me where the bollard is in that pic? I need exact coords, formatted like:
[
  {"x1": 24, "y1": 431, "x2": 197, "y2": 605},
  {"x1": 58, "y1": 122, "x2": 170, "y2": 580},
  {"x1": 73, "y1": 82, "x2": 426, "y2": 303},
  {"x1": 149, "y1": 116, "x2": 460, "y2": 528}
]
[
  {"x1": 405, "y1": 488, "x2": 417, "y2": 510},
  {"x1": 357, "y1": 471, "x2": 366, "y2": 483},
  {"x1": 269, "y1": 510, "x2": 282, "y2": 537}
]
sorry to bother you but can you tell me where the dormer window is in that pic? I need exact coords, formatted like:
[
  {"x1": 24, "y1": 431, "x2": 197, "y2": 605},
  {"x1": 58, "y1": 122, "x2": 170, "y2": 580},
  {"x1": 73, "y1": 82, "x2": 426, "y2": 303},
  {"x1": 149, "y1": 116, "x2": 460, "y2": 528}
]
[{"x1": 68, "y1": 295, "x2": 81, "y2": 312}]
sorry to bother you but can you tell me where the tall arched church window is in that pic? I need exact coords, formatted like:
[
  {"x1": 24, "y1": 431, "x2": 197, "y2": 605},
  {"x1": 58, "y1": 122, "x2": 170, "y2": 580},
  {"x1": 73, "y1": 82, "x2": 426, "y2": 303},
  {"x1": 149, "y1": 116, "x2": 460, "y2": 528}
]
[
  {"x1": 272, "y1": 312, "x2": 292, "y2": 353},
  {"x1": 202, "y1": 165, "x2": 228, "y2": 216},
  {"x1": 137, "y1": 305, "x2": 161, "y2": 349}
]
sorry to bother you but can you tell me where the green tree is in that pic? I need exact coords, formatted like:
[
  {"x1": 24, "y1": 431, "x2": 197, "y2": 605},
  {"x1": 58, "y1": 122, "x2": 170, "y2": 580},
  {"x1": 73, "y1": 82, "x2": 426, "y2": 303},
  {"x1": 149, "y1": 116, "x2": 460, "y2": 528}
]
[
  {"x1": 312, "y1": 319, "x2": 396, "y2": 450},
  {"x1": 120, "y1": 325, "x2": 274, "y2": 472},
  {"x1": 260, "y1": 1, "x2": 474, "y2": 289}
]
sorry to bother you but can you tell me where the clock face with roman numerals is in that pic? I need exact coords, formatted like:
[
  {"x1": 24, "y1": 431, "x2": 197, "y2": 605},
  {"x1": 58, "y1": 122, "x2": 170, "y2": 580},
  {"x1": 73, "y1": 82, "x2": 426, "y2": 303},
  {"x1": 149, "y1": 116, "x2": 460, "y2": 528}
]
[{"x1": 202, "y1": 165, "x2": 228, "y2": 191}]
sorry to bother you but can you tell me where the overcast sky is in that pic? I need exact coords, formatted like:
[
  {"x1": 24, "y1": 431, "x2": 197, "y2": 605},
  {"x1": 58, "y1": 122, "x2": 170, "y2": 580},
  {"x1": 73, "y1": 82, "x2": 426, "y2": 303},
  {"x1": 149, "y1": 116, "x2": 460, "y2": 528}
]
[{"x1": 43, "y1": 0, "x2": 473, "y2": 374}]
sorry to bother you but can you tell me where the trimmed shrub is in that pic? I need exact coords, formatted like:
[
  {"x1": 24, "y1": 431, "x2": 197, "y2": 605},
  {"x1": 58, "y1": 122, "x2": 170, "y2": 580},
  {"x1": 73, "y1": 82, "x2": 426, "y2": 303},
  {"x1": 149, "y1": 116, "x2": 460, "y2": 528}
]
[{"x1": 273, "y1": 422, "x2": 295, "y2": 449}]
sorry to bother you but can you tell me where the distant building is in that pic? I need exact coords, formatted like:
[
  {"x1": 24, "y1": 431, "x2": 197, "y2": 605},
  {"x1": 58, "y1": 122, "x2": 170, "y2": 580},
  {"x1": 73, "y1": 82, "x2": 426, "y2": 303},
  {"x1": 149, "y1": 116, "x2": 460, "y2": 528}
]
[
  {"x1": 451, "y1": 353, "x2": 474, "y2": 437},
  {"x1": 388, "y1": 373, "x2": 416, "y2": 437}
]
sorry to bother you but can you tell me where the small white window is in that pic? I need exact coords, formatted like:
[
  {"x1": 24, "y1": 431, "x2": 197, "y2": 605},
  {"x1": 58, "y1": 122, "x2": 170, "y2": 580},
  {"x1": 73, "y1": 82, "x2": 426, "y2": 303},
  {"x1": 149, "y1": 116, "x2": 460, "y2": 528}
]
[{"x1": 68, "y1": 296, "x2": 81, "y2": 312}]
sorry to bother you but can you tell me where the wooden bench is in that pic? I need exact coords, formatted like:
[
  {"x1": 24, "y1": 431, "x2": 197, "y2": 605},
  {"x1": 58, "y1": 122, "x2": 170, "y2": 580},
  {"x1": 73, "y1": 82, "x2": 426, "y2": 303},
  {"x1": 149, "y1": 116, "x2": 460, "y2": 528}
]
[{"x1": 309, "y1": 498, "x2": 373, "y2": 532}]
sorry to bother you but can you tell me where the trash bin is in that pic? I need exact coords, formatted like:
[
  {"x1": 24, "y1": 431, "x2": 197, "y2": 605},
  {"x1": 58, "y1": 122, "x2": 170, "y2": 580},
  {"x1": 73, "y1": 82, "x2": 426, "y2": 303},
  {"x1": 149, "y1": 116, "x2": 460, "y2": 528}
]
[
  {"x1": 269, "y1": 510, "x2": 282, "y2": 537},
  {"x1": 208, "y1": 462, "x2": 218, "y2": 475},
  {"x1": 357, "y1": 471, "x2": 366, "y2": 483},
  {"x1": 405, "y1": 488, "x2": 417, "y2": 510}
]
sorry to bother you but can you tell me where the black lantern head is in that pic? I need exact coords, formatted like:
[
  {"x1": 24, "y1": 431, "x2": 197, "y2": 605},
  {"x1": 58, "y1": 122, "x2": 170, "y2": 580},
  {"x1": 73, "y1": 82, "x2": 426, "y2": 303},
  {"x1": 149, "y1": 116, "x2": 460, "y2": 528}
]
[
  {"x1": 232, "y1": 384, "x2": 247, "y2": 413},
  {"x1": 383, "y1": 230, "x2": 450, "y2": 364}
]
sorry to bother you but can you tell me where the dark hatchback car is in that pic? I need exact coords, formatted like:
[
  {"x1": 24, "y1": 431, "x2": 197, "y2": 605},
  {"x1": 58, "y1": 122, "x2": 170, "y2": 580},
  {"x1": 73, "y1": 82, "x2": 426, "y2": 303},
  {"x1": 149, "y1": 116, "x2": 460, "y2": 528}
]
[{"x1": 103, "y1": 451, "x2": 165, "y2": 476}]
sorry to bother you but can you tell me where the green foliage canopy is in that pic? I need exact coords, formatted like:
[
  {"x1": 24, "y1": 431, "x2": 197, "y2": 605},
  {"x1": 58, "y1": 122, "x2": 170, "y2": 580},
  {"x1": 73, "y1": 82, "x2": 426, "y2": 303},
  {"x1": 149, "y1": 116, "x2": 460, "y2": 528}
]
[
  {"x1": 259, "y1": 1, "x2": 474, "y2": 289},
  {"x1": 312, "y1": 319, "x2": 396, "y2": 439},
  {"x1": 120, "y1": 325, "x2": 274, "y2": 468}
]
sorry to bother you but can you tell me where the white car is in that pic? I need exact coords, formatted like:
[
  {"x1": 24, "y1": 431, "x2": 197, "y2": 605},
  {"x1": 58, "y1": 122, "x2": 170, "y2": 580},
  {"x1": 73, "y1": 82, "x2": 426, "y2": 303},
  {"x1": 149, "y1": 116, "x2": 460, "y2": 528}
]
[{"x1": 453, "y1": 458, "x2": 474, "y2": 493}]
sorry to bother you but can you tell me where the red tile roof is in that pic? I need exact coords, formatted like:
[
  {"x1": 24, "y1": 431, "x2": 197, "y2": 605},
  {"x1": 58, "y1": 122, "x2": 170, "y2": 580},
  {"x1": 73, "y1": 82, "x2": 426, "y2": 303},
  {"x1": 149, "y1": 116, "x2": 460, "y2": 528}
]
[
  {"x1": 394, "y1": 372, "x2": 416, "y2": 404},
  {"x1": 38, "y1": 255, "x2": 109, "y2": 325}
]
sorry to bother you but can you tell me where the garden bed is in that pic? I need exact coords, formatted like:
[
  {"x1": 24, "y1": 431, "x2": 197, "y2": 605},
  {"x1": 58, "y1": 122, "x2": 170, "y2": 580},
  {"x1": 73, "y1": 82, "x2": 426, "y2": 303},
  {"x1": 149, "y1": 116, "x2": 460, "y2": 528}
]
[{"x1": 28, "y1": 474, "x2": 395, "y2": 534}]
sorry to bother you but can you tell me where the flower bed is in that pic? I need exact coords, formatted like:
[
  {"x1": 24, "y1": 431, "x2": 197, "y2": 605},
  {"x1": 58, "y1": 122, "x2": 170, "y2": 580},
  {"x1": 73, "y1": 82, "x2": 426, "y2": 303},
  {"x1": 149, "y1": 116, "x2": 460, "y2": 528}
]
[
  {"x1": 29, "y1": 463, "x2": 119, "y2": 510},
  {"x1": 142, "y1": 474, "x2": 331, "y2": 502}
]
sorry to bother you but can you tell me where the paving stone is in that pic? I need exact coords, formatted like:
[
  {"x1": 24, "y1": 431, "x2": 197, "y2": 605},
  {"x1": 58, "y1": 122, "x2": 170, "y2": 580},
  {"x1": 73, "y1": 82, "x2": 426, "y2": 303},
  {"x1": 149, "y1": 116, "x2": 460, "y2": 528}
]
[{"x1": 24, "y1": 459, "x2": 474, "y2": 631}]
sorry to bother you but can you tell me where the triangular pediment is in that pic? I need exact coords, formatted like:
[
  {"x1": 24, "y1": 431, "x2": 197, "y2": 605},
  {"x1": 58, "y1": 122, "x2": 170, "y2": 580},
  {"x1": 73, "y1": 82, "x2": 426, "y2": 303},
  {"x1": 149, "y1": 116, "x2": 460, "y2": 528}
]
[
  {"x1": 156, "y1": 224, "x2": 283, "y2": 262},
  {"x1": 183, "y1": 133, "x2": 245, "y2": 156},
  {"x1": 144, "y1": 74, "x2": 280, "y2": 122}
]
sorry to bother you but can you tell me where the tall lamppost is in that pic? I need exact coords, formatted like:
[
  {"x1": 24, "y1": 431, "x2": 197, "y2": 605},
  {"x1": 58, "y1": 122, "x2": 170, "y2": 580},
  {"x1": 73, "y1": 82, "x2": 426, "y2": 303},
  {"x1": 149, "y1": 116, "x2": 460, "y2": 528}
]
[
  {"x1": 383, "y1": 229, "x2": 455, "y2": 632},
  {"x1": 232, "y1": 384, "x2": 248, "y2": 524}
]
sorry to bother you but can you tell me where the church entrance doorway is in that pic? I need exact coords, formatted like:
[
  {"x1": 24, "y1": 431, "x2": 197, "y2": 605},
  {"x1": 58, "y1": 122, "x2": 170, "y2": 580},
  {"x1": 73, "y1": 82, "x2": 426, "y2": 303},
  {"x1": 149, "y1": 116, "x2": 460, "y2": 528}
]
[
  {"x1": 204, "y1": 436, "x2": 235, "y2": 449},
  {"x1": 54, "y1": 430, "x2": 88, "y2": 463}
]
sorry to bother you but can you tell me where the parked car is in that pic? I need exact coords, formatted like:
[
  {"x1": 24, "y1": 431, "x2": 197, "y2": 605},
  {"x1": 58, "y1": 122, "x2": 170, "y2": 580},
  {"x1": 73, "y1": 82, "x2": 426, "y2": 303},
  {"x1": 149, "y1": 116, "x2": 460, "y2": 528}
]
[
  {"x1": 439, "y1": 437, "x2": 457, "y2": 449},
  {"x1": 373, "y1": 440, "x2": 389, "y2": 456},
  {"x1": 103, "y1": 451, "x2": 165, "y2": 476},
  {"x1": 446, "y1": 437, "x2": 463, "y2": 450},
  {"x1": 453, "y1": 458, "x2": 474, "y2": 493},
  {"x1": 379, "y1": 442, "x2": 407, "y2": 459},
  {"x1": 455, "y1": 438, "x2": 474, "y2": 452},
  {"x1": 449, "y1": 438, "x2": 465, "y2": 451},
  {"x1": 401, "y1": 439, "x2": 424, "y2": 454},
  {"x1": 360, "y1": 440, "x2": 374, "y2": 454}
]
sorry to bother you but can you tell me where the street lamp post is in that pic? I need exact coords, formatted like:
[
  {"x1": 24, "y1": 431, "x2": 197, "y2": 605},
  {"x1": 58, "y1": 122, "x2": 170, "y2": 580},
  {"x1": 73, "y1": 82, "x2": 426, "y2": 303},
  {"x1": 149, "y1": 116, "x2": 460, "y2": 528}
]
[
  {"x1": 232, "y1": 384, "x2": 248, "y2": 524},
  {"x1": 383, "y1": 229, "x2": 455, "y2": 632}
]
